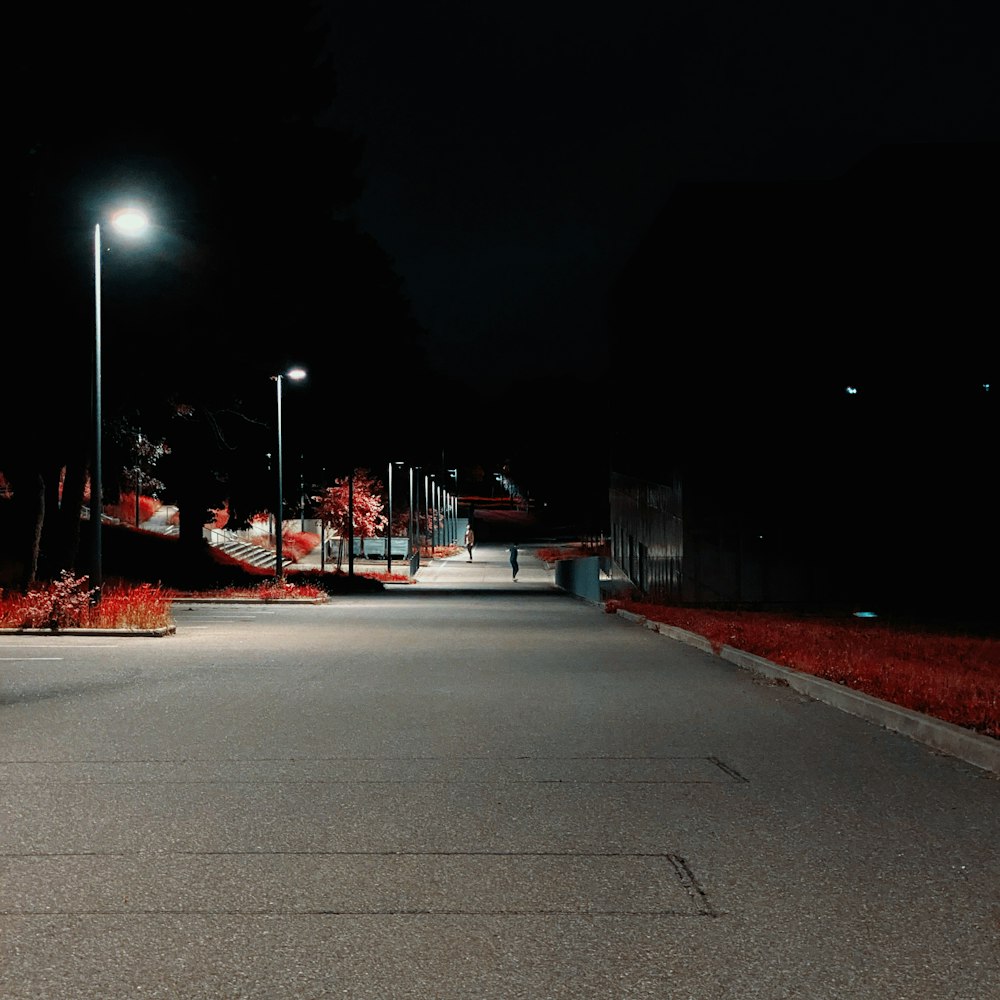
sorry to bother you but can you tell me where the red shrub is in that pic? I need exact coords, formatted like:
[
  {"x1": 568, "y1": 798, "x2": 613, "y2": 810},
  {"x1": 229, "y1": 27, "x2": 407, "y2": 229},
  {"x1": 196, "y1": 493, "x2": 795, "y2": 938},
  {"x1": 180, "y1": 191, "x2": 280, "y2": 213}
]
[
  {"x1": 106, "y1": 493, "x2": 161, "y2": 525},
  {"x1": 280, "y1": 531, "x2": 320, "y2": 562}
]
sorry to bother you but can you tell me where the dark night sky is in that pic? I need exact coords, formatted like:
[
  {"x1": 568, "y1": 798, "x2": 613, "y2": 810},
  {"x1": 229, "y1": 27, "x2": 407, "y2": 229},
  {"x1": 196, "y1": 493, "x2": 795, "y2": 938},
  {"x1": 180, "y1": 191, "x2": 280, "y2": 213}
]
[
  {"x1": 313, "y1": 2, "x2": 998, "y2": 514},
  {"x1": 14, "y1": 2, "x2": 998, "y2": 527},
  {"x1": 320, "y1": 2, "x2": 997, "y2": 395}
]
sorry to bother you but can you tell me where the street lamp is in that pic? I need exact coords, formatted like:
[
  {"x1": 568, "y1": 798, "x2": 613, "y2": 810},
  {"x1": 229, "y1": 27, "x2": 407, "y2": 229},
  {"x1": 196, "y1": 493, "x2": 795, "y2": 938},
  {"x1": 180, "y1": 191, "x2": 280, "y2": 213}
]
[
  {"x1": 387, "y1": 461, "x2": 405, "y2": 574},
  {"x1": 300, "y1": 453, "x2": 306, "y2": 532},
  {"x1": 271, "y1": 367, "x2": 306, "y2": 578},
  {"x1": 425, "y1": 473, "x2": 432, "y2": 555},
  {"x1": 91, "y1": 206, "x2": 150, "y2": 596},
  {"x1": 432, "y1": 477, "x2": 437, "y2": 551},
  {"x1": 408, "y1": 465, "x2": 416, "y2": 564}
]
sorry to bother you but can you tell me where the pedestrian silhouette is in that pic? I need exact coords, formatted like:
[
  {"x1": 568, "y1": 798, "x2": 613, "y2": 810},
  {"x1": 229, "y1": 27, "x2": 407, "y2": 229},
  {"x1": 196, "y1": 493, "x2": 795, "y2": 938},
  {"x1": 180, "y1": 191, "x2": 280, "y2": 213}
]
[
  {"x1": 509, "y1": 542, "x2": 519, "y2": 580},
  {"x1": 464, "y1": 524, "x2": 475, "y2": 561}
]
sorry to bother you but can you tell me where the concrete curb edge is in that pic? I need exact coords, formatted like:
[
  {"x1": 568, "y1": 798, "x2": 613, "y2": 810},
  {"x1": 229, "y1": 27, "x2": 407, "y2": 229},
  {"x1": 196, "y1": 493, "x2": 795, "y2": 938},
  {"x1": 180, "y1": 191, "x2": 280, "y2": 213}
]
[
  {"x1": 616, "y1": 609, "x2": 1000, "y2": 775},
  {"x1": 0, "y1": 626, "x2": 176, "y2": 637}
]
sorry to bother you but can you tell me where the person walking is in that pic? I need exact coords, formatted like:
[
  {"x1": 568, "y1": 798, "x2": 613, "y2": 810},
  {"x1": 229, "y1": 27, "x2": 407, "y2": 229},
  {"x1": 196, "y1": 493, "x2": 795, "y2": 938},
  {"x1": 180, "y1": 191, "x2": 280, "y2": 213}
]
[
  {"x1": 464, "y1": 524, "x2": 475, "y2": 561},
  {"x1": 509, "y1": 542, "x2": 519, "y2": 581}
]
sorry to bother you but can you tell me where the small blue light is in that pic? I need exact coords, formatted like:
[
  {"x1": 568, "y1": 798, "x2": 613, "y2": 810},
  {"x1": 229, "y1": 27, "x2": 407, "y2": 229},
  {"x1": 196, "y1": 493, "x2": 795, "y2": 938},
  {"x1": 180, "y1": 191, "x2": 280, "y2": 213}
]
[
  {"x1": 846, "y1": 386, "x2": 858, "y2": 395},
  {"x1": 853, "y1": 611, "x2": 878, "y2": 619}
]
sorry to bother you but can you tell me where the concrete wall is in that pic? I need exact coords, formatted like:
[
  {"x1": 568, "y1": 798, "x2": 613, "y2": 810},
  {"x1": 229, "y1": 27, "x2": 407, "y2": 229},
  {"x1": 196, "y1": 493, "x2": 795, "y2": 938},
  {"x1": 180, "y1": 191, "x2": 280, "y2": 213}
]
[{"x1": 554, "y1": 556, "x2": 601, "y2": 603}]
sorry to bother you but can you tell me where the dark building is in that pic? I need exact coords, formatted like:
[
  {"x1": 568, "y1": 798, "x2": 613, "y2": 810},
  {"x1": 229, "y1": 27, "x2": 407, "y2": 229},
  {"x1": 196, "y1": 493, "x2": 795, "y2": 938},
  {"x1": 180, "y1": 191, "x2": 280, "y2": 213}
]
[{"x1": 607, "y1": 141, "x2": 998, "y2": 623}]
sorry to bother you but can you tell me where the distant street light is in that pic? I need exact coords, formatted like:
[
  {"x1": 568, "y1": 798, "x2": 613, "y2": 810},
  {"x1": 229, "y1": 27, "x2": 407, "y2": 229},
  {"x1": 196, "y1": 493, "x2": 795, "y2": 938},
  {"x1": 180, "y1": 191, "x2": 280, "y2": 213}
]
[
  {"x1": 425, "y1": 474, "x2": 433, "y2": 554},
  {"x1": 91, "y1": 206, "x2": 150, "y2": 596},
  {"x1": 300, "y1": 453, "x2": 306, "y2": 532},
  {"x1": 432, "y1": 477, "x2": 440, "y2": 550},
  {"x1": 387, "y1": 461, "x2": 405, "y2": 574},
  {"x1": 408, "y1": 465, "x2": 416, "y2": 565},
  {"x1": 271, "y1": 367, "x2": 306, "y2": 578}
]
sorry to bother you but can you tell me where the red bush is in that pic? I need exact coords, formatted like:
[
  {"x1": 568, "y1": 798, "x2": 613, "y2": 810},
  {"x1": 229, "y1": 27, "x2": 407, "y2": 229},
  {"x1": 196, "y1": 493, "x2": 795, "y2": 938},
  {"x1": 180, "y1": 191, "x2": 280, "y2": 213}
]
[
  {"x1": 280, "y1": 531, "x2": 320, "y2": 562},
  {"x1": 105, "y1": 493, "x2": 160, "y2": 525}
]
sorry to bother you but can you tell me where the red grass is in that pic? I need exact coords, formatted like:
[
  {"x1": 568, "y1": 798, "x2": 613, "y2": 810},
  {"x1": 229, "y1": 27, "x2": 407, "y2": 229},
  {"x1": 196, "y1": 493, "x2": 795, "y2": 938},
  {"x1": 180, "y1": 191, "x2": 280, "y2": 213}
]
[
  {"x1": 0, "y1": 576, "x2": 173, "y2": 630},
  {"x1": 537, "y1": 542, "x2": 609, "y2": 562},
  {"x1": 349, "y1": 570, "x2": 412, "y2": 583},
  {"x1": 162, "y1": 578, "x2": 326, "y2": 601},
  {"x1": 85, "y1": 582, "x2": 173, "y2": 629},
  {"x1": 607, "y1": 598, "x2": 1000, "y2": 739}
]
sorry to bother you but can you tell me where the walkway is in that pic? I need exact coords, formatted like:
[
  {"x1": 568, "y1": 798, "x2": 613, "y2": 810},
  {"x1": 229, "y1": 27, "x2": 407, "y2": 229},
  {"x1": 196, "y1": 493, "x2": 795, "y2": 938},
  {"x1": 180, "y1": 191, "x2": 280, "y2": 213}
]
[{"x1": 411, "y1": 542, "x2": 552, "y2": 590}]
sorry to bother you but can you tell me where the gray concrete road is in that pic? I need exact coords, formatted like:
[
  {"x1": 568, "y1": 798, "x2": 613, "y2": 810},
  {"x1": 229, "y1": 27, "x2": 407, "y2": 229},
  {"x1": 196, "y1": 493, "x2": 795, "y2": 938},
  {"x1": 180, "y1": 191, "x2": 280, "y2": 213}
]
[{"x1": 1, "y1": 545, "x2": 997, "y2": 998}]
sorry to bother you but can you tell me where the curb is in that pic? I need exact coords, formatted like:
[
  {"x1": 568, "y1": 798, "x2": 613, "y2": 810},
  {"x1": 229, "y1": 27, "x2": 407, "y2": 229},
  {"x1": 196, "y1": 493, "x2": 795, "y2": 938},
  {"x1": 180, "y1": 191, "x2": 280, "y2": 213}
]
[
  {"x1": 167, "y1": 597, "x2": 328, "y2": 605},
  {"x1": 0, "y1": 626, "x2": 176, "y2": 637},
  {"x1": 616, "y1": 610, "x2": 1000, "y2": 776}
]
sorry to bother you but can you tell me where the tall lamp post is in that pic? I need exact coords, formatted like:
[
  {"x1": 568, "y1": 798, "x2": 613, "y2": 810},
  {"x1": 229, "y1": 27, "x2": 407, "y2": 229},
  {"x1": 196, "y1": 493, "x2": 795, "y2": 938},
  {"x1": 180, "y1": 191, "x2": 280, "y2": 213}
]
[
  {"x1": 408, "y1": 465, "x2": 416, "y2": 565},
  {"x1": 91, "y1": 206, "x2": 150, "y2": 596},
  {"x1": 424, "y1": 474, "x2": 432, "y2": 555},
  {"x1": 387, "y1": 460, "x2": 393, "y2": 574},
  {"x1": 431, "y1": 477, "x2": 438, "y2": 550},
  {"x1": 387, "y1": 461, "x2": 405, "y2": 574},
  {"x1": 271, "y1": 367, "x2": 306, "y2": 578}
]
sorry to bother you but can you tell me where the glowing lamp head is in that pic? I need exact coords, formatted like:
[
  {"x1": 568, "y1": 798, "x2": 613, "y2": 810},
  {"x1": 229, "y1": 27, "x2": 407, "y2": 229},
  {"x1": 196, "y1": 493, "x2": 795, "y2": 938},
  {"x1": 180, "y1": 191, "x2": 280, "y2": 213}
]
[
  {"x1": 110, "y1": 207, "x2": 150, "y2": 237},
  {"x1": 286, "y1": 367, "x2": 307, "y2": 381}
]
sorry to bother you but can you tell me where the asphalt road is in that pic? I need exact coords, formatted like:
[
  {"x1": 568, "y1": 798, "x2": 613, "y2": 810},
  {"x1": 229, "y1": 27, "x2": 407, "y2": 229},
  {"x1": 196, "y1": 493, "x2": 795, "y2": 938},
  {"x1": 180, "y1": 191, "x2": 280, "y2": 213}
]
[{"x1": 1, "y1": 547, "x2": 997, "y2": 998}]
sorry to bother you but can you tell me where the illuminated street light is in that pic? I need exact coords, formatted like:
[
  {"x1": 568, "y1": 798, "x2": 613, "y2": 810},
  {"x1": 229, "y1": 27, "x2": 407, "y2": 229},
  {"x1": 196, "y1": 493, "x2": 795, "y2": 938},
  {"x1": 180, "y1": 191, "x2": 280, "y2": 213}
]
[
  {"x1": 271, "y1": 367, "x2": 306, "y2": 578},
  {"x1": 91, "y1": 206, "x2": 150, "y2": 595},
  {"x1": 428, "y1": 474, "x2": 434, "y2": 551},
  {"x1": 387, "y1": 461, "x2": 405, "y2": 574},
  {"x1": 409, "y1": 465, "x2": 416, "y2": 566}
]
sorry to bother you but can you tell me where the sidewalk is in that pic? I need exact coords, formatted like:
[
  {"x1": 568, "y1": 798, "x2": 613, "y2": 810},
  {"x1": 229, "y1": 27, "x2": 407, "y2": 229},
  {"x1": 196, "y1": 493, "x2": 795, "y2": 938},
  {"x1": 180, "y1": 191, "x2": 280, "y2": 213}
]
[
  {"x1": 291, "y1": 541, "x2": 552, "y2": 589},
  {"x1": 412, "y1": 542, "x2": 552, "y2": 589}
]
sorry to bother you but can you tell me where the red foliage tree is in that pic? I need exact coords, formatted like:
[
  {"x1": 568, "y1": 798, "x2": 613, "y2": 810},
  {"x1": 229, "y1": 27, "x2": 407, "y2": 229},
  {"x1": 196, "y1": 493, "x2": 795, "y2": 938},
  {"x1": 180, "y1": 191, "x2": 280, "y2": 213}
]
[{"x1": 312, "y1": 469, "x2": 387, "y2": 557}]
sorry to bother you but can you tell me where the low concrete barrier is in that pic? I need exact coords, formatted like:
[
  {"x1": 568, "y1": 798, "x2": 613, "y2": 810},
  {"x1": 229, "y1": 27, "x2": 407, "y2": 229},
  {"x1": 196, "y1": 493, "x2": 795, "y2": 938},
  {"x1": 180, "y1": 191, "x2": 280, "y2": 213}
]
[{"x1": 554, "y1": 555, "x2": 601, "y2": 603}]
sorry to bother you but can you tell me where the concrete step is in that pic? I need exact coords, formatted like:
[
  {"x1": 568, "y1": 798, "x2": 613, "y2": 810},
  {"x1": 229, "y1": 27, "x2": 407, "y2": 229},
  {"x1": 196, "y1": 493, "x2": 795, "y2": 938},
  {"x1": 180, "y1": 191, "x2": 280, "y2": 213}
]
[{"x1": 214, "y1": 538, "x2": 292, "y2": 571}]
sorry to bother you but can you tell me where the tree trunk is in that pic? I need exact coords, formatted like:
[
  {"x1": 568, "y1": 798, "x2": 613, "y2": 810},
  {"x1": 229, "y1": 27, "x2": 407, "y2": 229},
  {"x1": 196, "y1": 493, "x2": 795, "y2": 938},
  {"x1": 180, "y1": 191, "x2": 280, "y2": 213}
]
[
  {"x1": 36, "y1": 459, "x2": 86, "y2": 582},
  {"x1": 173, "y1": 474, "x2": 213, "y2": 582},
  {"x1": 0, "y1": 466, "x2": 45, "y2": 589}
]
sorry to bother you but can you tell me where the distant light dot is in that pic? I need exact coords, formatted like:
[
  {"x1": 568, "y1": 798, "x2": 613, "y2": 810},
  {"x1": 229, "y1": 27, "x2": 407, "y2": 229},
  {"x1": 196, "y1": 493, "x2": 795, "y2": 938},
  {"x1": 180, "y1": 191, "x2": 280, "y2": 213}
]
[{"x1": 846, "y1": 386, "x2": 858, "y2": 395}]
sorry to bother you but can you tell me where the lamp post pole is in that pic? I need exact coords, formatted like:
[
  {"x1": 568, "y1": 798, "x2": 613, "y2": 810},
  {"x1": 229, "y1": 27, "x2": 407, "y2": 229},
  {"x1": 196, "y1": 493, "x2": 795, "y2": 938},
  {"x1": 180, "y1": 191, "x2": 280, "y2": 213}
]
[
  {"x1": 348, "y1": 469, "x2": 355, "y2": 578},
  {"x1": 424, "y1": 474, "x2": 431, "y2": 556},
  {"x1": 274, "y1": 374, "x2": 285, "y2": 577},
  {"x1": 90, "y1": 208, "x2": 150, "y2": 596},
  {"x1": 90, "y1": 224, "x2": 104, "y2": 594},
  {"x1": 434, "y1": 482, "x2": 440, "y2": 550},
  {"x1": 408, "y1": 465, "x2": 415, "y2": 565},
  {"x1": 387, "y1": 460, "x2": 393, "y2": 574},
  {"x1": 272, "y1": 367, "x2": 306, "y2": 579},
  {"x1": 432, "y1": 479, "x2": 438, "y2": 550}
]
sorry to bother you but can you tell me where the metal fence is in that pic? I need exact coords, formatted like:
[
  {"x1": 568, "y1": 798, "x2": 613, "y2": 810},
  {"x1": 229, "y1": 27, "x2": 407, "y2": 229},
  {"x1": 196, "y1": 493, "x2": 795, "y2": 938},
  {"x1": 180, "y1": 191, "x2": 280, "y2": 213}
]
[{"x1": 609, "y1": 472, "x2": 684, "y2": 602}]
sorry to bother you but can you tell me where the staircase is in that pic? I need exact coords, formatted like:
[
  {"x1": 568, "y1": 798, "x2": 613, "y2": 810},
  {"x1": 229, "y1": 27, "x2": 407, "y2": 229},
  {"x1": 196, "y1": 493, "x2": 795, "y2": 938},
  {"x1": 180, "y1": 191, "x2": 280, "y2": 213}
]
[{"x1": 205, "y1": 528, "x2": 292, "y2": 572}]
